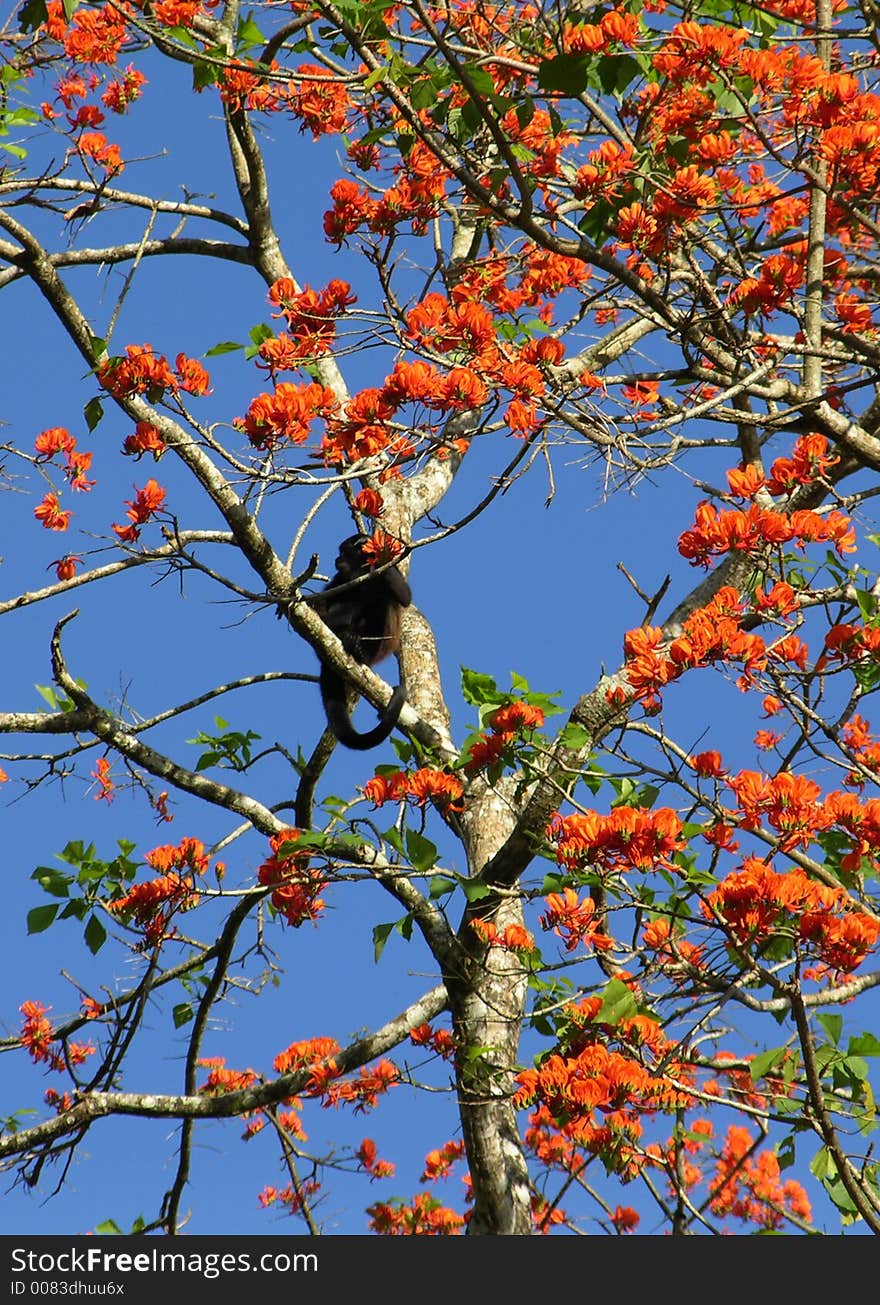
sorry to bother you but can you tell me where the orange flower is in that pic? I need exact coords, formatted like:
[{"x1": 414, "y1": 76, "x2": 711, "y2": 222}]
[
  {"x1": 174, "y1": 353, "x2": 211, "y2": 396},
  {"x1": 540, "y1": 887, "x2": 611, "y2": 952},
  {"x1": 34, "y1": 492, "x2": 71, "y2": 532},
  {"x1": 34, "y1": 427, "x2": 76, "y2": 461},
  {"x1": 486, "y1": 702, "x2": 545, "y2": 734},
  {"x1": 91, "y1": 756, "x2": 114, "y2": 802},
  {"x1": 123, "y1": 422, "x2": 166, "y2": 458},
  {"x1": 50, "y1": 555, "x2": 82, "y2": 582},
  {"x1": 610, "y1": 1205, "x2": 640, "y2": 1233},
  {"x1": 421, "y1": 1141, "x2": 465, "y2": 1183}
]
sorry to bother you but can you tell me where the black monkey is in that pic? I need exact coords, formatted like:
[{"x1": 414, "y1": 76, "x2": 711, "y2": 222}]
[{"x1": 312, "y1": 534, "x2": 412, "y2": 750}]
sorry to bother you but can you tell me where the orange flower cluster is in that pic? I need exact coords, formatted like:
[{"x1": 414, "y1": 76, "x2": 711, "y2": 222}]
[
  {"x1": 359, "y1": 527, "x2": 404, "y2": 569},
  {"x1": 257, "y1": 829, "x2": 325, "y2": 928},
  {"x1": 322, "y1": 1059, "x2": 400, "y2": 1112},
  {"x1": 821, "y1": 620, "x2": 880, "y2": 671},
  {"x1": 123, "y1": 421, "x2": 166, "y2": 459},
  {"x1": 198, "y1": 1057, "x2": 258, "y2": 1095},
  {"x1": 19, "y1": 1000, "x2": 56, "y2": 1067},
  {"x1": 728, "y1": 252, "x2": 804, "y2": 315},
  {"x1": 266, "y1": 277, "x2": 355, "y2": 356},
  {"x1": 546, "y1": 805, "x2": 685, "y2": 873},
  {"x1": 363, "y1": 767, "x2": 464, "y2": 811},
  {"x1": 421, "y1": 1140, "x2": 466, "y2": 1183},
  {"x1": 145, "y1": 835, "x2": 210, "y2": 875},
  {"x1": 107, "y1": 870, "x2": 195, "y2": 940},
  {"x1": 107, "y1": 836, "x2": 209, "y2": 942},
  {"x1": 258, "y1": 1180, "x2": 321, "y2": 1216},
  {"x1": 323, "y1": 139, "x2": 450, "y2": 243},
  {"x1": 540, "y1": 887, "x2": 612, "y2": 954},
  {"x1": 709, "y1": 1125, "x2": 812, "y2": 1229},
  {"x1": 97, "y1": 344, "x2": 171, "y2": 399},
  {"x1": 641, "y1": 917, "x2": 704, "y2": 971},
  {"x1": 33, "y1": 426, "x2": 96, "y2": 535},
  {"x1": 273, "y1": 1035, "x2": 340, "y2": 1078},
  {"x1": 101, "y1": 65, "x2": 146, "y2": 114},
  {"x1": 112, "y1": 477, "x2": 166, "y2": 543},
  {"x1": 465, "y1": 700, "x2": 545, "y2": 772},
  {"x1": 34, "y1": 492, "x2": 72, "y2": 533},
  {"x1": 90, "y1": 756, "x2": 114, "y2": 802},
  {"x1": 839, "y1": 715, "x2": 880, "y2": 787},
  {"x1": 19, "y1": 1000, "x2": 94, "y2": 1073},
  {"x1": 470, "y1": 918, "x2": 535, "y2": 952},
  {"x1": 356, "y1": 1137, "x2": 396, "y2": 1180},
  {"x1": 678, "y1": 499, "x2": 856, "y2": 567},
  {"x1": 77, "y1": 129, "x2": 123, "y2": 174},
  {"x1": 515, "y1": 1035, "x2": 692, "y2": 1121},
  {"x1": 367, "y1": 1192, "x2": 465, "y2": 1235},
  {"x1": 623, "y1": 586, "x2": 767, "y2": 709},
  {"x1": 565, "y1": 10, "x2": 640, "y2": 55},
  {"x1": 705, "y1": 857, "x2": 879, "y2": 972},
  {"x1": 45, "y1": 1, "x2": 129, "y2": 66},
  {"x1": 727, "y1": 770, "x2": 828, "y2": 851},
  {"x1": 238, "y1": 380, "x2": 338, "y2": 451},
  {"x1": 290, "y1": 64, "x2": 353, "y2": 138},
  {"x1": 409, "y1": 1023, "x2": 455, "y2": 1060}
]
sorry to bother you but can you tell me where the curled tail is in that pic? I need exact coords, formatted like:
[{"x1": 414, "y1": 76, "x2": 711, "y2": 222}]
[{"x1": 319, "y1": 665, "x2": 406, "y2": 750}]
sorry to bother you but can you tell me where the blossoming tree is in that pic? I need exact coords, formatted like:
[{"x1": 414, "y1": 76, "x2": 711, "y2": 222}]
[{"x1": 2, "y1": 0, "x2": 880, "y2": 1236}]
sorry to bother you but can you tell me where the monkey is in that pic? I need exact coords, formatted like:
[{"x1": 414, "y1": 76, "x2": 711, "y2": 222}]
[{"x1": 311, "y1": 534, "x2": 412, "y2": 750}]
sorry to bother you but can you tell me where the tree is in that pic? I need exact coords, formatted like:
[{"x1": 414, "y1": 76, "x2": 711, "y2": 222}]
[{"x1": 1, "y1": 0, "x2": 880, "y2": 1237}]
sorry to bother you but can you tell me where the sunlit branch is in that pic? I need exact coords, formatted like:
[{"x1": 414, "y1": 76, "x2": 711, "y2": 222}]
[{"x1": 0, "y1": 984, "x2": 449, "y2": 1160}]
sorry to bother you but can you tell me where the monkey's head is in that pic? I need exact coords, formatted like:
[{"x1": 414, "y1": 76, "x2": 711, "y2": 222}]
[{"x1": 334, "y1": 534, "x2": 371, "y2": 578}]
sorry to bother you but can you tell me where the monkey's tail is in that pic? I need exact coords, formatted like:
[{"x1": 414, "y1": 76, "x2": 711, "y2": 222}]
[{"x1": 320, "y1": 666, "x2": 406, "y2": 750}]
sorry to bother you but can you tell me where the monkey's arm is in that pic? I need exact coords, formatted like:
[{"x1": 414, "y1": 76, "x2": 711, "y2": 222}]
[{"x1": 386, "y1": 567, "x2": 412, "y2": 608}]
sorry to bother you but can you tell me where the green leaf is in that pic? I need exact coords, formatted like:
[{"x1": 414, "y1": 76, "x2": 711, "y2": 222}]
[
  {"x1": 173, "y1": 1002, "x2": 194, "y2": 1029},
  {"x1": 4, "y1": 107, "x2": 39, "y2": 127},
  {"x1": 84, "y1": 913, "x2": 106, "y2": 955},
  {"x1": 204, "y1": 341, "x2": 243, "y2": 357},
  {"x1": 27, "y1": 903, "x2": 59, "y2": 934},
  {"x1": 382, "y1": 826, "x2": 405, "y2": 857},
  {"x1": 596, "y1": 52, "x2": 641, "y2": 97},
  {"x1": 817, "y1": 1013, "x2": 843, "y2": 1046},
  {"x1": 537, "y1": 53, "x2": 591, "y2": 95},
  {"x1": 235, "y1": 14, "x2": 265, "y2": 50},
  {"x1": 461, "y1": 879, "x2": 491, "y2": 902},
  {"x1": 35, "y1": 683, "x2": 62, "y2": 710},
  {"x1": 593, "y1": 977, "x2": 638, "y2": 1026},
  {"x1": 809, "y1": 1146, "x2": 833, "y2": 1180},
  {"x1": 94, "y1": 1220, "x2": 123, "y2": 1236},
  {"x1": 192, "y1": 53, "x2": 222, "y2": 91},
  {"x1": 848, "y1": 1033, "x2": 880, "y2": 1057},
  {"x1": 559, "y1": 723, "x2": 591, "y2": 750},
  {"x1": 460, "y1": 667, "x2": 500, "y2": 706},
  {"x1": 405, "y1": 830, "x2": 438, "y2": 873},
  {"x1": 776, "y1": 1135, "x2": 796, "y2": 1172},
  {"x1": 248, "y1": 322, "x2": 274, "y2": 346},
  {"x1": 363, "y1": 65, "x2": 387, "y2": 90},
  {"x1": 856, "y1": 589, "x2": 878, "y2": 623},
  {"x1": 428, "y1": 876, "x2": 456, "y2": 899},
  {"x1": 372, "y1": 921, "x2": 394, "y2": 962},
  {"x1": 31, "y1": 867, "x2": 72, "y2": 898},
  {"x1": 83, "y1": 396, "x2": 104, "y2": 433},
  {"x1": 839, "y1": 1055, "x2": 869, "y2": 1084},
  {"x1": 749, "y1": 1045, "x2": 787, "y2": 1082}
]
